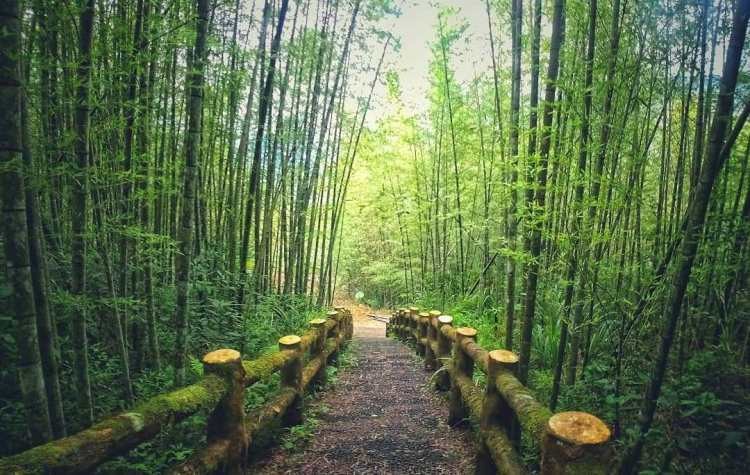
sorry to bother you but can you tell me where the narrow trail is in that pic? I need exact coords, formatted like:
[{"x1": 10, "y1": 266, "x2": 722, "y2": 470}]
[{"x1": 251, "y1": 302, "x2": 477, "y2": 474}]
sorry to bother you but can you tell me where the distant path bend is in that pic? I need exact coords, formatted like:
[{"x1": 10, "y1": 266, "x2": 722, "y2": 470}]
[{"x1": 252, "y1": 303, "x2": 477, "y2": 474}]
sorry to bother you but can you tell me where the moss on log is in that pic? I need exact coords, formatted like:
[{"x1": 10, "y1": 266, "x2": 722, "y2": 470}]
[
  {"x1": 495, "y1": 370, "x2": 553, "y2": 442},
  {"x1": 459, "y1": 337, "x2": 488, "y2": 373},
  {"x1": 245, "y1": 387, "x2": 298, "y2": 442},
  {"x1": 309, "y1": 319, "x2": 328, "y2": 385},
  {"x1": 168, "y1": 438, "x2": 232, "y2": 475},
  {"x1": 429, "y1": 340, "x2": 439, "y2": 358},
  {"x1": 450, "y1": 365, "x2": 525, "y2": 475},
  {"x1": 482, "y1": 427, "x2": 526, "y2": 475},
  {"x1": 302, "y1": 336, "x2": 339, "y2": 388},
  {"x1": 434, "y1": 315, "x2": 453, "y2": 391},
  {"x1": 243, "y1": 334, "x2": 344, "y2": 452},
  {"x1": 451, "y1": 367, "x2": 483, "y2": 416},
  {"x1": 0, "y1": 375, "x2": 228, "y2": 474},
  {"x1": 203, "y1": 349, "x2": 247, "y2": 474},
  {"x1": 170, "y1": 333, "x2": 345, "y2": 475},
  {"x1": 242, "y1": 351, "x2": 294, "y2": 387},
  {"x1": 440, "y1": 323, "x2": 457, "y2": 342},
  {"x1": 298, "y1": 332, "x2": 317, "y2": 355},
  {"x1": 242, "y1": 317, "x2": 337, "y2": 387},
  {"x1": 278, "y1": 335, "x2": 303, "y2": 426},
  {"x1": 1, "y1": 311, "x2": 353, "y2": 475}
]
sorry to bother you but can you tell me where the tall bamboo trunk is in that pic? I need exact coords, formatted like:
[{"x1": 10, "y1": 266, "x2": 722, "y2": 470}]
[
  {"x1": 518, "y1": 0, "x2": 565, "y2": 385},
  {"x1": 619, "y1": 0, "x2": 750, "y2": 471},
  {"x1": 174, "y1": 0, "x2": 211, "y2": 387}
]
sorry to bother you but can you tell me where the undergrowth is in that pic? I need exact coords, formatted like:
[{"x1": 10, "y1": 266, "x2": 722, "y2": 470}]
[
  {"x1": 404, "y1": 292, "x2": 750, "y2": 474},
  {"x1": 88, "y1": 292, "x2": 325, "y2": 474}
]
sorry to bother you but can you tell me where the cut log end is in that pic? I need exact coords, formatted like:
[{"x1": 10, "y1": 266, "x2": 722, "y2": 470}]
[
  {"x1": 202, "y1": 349, "x2": 241, "y2": 365},
  {"x1": 547, "y1": 411, "x2": 611, "y2": 446},
  {"x1": 456, "y1": 327, "x2": 478, "y2": 338},
  {"x1": 278, "y1": 335, "x2": 302, "y2": 348},
  {"x1": 309, "y1": 318, "x2": 327, "y2": 327},
  {"x1": 419, "y1": 312, "x2": 430, "y2": 319},
  {"x1": 438, "y1": 315, "x2": 453, "y2": 325},
  {"x1": 327, "y1": 310, "x2": 339, "y2": 318},
  {"x1": 429, "y1": 310, "x2": 442, "y2": 317},
  {"x1": 489, "y1": 349, "x2": 519, "y2": 364},
  {"x1": 409, "y1": 306, "x2": 419, "y2": 312}
]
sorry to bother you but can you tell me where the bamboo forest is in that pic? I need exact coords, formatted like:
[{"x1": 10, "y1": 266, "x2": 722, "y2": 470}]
[{"x1": 1, "y1": 0, "x2": 750, "y2": 473}]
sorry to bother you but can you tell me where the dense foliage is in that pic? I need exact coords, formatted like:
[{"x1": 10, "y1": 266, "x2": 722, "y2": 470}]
[
  {"x1": 1, "y1": 0, "x2": 749, "y2": 473},
  {"x1": 0, "y1": 0, "x2": 393, "y2": 462},
  {"x1": 341, "y1": 0, "x2": 750, "y2": 472}
]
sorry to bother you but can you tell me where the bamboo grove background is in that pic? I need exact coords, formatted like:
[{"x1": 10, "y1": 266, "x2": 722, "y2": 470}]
[
  {"x1": 0, "y1": 0, "x2": 394, "y2": 464},
  {"x1": 2, "y1": 0, "x2": 750, "y2": 472},
  {"x1": 339, "y1": 0, "x2": 750, "y2": 472}
]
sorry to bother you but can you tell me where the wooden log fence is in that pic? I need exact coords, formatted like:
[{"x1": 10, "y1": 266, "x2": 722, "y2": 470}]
[
  {"x1": 0, "y1": 309, "x2": 354, "y2": 475},
  {"x1": 386, "y1": 307, "x2": 611, "y2": 475}
]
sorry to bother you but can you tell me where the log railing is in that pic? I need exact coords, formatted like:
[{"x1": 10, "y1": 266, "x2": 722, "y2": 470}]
[
  {"x1": 387, "y1": 307, "x2": 611, "y2": 475},
  {"x1": 0, "y1": 308, "x2": 354, "y2": 475}
]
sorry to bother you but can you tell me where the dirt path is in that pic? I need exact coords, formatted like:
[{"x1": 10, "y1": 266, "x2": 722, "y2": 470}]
[
  {"x1": 338, "y1": 298, "x2": 390, "y2": 338},
  {"x1": 250, "y1": 302, "x2": 477, "y2": 474}
]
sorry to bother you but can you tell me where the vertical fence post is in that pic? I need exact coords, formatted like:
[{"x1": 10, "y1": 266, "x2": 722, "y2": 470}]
[
  {"x1": 424, "y1": 310, "x2": 441, "y2": 370},
  {"x1": 488, "y1": 349, "x2": 522, "y2": 441},
  {"x1": 540, "y1": 411, "x2": 611, "y2": 475},
  {"x1": 392, "y1": 309, "x2": 400, "y2": 339},
  {"x1": 309, "y1": 319, "x2": 328, "y2": 386},
  {"x1": 346, "y1": 308, "x2": 353, "y2": 339},
  {"x1": 481, "y1": 350, "x2": 513, "y2": 429},
  {"x1": 326, "y1": 310, "x2": 340, "y2": 358},
  {"x1": 435, "y1": 315, "x2": 453, "y2": 391},
  {"x1": 328, "y1": 310, "x2": 340, "y2": 336},
  {"x1": 278, "y1": 335, "x2": 303, "y2": 426},
  {"x1": 416, "y1": 312, "x2": 429, "y2": 356},
  {"x1": 400, "y1": 309, "x2": 407, "y2": 340},
  {"x1": 408, "y1": 306, "x2": 419, "y2": 346},
  {"x1": 490, "y1": 349, "x2": 522, "y2": 445},
  {"x1": 449, "y1": 327, "x2": 477, "y2": 426},
  {"x1": 335, "y1": 307, "x2": 352, "y2": 340},
  {"x1": 202, "y1": 349, "x2": 248, "y2": 473}
]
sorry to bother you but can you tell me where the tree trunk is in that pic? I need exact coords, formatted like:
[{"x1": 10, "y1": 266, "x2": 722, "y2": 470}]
[
  {"x1": 237, "y1": 0, "x2": 290, "y2": 306},
  {"x1": 0, "y1": 0, "x2": 53, "y2": 444},
  {"x1": 505, "y1": 0, "x2": 522, "y2": 350},
  {"x1": 518, "y1": 0, "x2": 565, "y2": 385},
  {"x1": 619, "y1": 0, "x2": 750, "y2": 471},
  {"x1": 70, "y1": 0, "x2": 96, "y2": 426},
  {"x1": 174, "y1": 0, "x2": 211, "y2": 387}
]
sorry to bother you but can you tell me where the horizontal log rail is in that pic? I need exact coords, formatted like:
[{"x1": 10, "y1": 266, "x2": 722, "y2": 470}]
[
  {"x1": 387, "y1": 307, "x2": 611, "y2": 474},
  {"x1": 0, "y1": 309, "x2": 354, "y2": 475}
]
